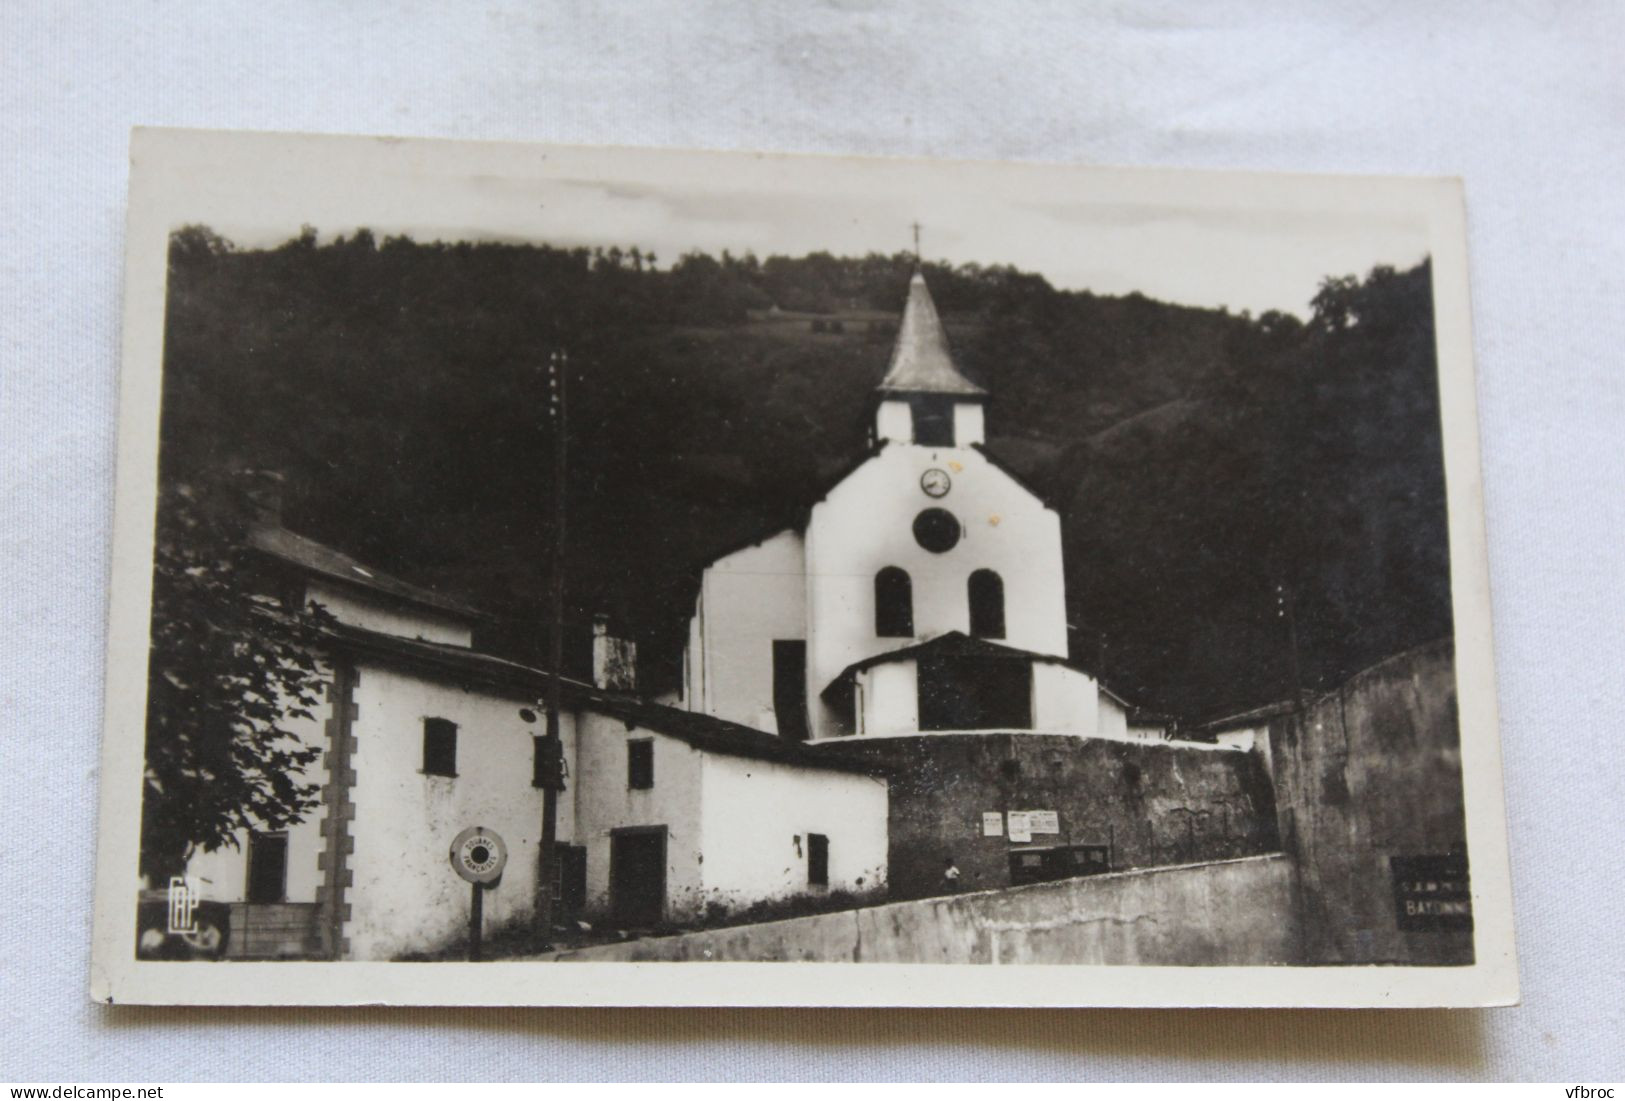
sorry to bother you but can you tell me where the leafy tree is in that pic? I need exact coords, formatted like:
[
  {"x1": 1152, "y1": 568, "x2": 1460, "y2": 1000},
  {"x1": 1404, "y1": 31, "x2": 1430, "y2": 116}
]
[{"x1": 140, "y1": 472, "x2": 335, "y2": 882}]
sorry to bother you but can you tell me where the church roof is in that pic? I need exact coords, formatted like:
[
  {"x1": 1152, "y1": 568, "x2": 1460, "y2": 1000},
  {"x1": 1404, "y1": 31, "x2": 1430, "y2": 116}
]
[
  {"x1": 822, "y1": 632, "x2": 1060, "y2": 700},
  {"x1": 877, "y1": 272, "x2": 987, "y2": 399},
  {"x1": 819, "y1": 630, "x2": 1148, "y2": 715}
]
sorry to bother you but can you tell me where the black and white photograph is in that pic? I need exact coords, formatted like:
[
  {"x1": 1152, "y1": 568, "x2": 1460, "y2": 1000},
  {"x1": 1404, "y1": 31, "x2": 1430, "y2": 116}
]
[{"x1": 91, "y1": 130, "x2": 1514, "y2": 1007}]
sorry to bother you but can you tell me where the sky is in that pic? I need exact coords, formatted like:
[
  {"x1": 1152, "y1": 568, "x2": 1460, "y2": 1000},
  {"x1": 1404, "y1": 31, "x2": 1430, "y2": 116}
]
[{"x1": 174, "y1": 135, "x2": 1437, "y2": 318}]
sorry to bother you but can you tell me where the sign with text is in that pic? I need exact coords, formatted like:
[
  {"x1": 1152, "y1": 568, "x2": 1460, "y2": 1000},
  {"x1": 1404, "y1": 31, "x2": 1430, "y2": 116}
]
[
  {"x1": 981, "y1": 812, "x2": 1003, "y2": 837},
  {"x1": 449, "y1": 825, "x2": 508, "y2": 885},
  {"x1": 1013, "y1": 810, "x2": 1059, "y2": 835},
  {"x1": 1006, "y1": 812, "x2": 1032, "y2": 843},
  {"x1": 1390, "y1": 852, "x2": 1472, "y2": 932}
]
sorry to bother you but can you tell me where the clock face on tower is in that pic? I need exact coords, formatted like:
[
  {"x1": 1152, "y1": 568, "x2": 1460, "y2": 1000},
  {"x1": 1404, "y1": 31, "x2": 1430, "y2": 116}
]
[{"x1": 920, "y1": 468, "x2": 952, "y2": 498}]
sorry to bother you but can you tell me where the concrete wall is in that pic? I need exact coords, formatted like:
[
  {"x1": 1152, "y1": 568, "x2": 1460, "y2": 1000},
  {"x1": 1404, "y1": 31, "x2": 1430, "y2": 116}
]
[
  {"x1": 342, "y1": 662, "x2": 572, "y2": 960},
  {"x1": 543, "y1": 853, "x2": 1297, "y2": 965},
  {"x1": 818, "y1": 733, "x2": 1279, "y2": 901},
  {"x1": 1267, "y1": 640, "x2": 1473, "y2": 966},
  {"x1": 304, "y1": 579, "x2": 472, "y2": 647},
  {"x1": 697, "y1": 753, "x2": 888, "y2": 913},
  {"x1": 572, "y1": 710, "x2": 706, "y2": 922},
  {"x1": 683, "y1": 529, "x2": 804, "y2": 732},
  {"x1": 804, "y1": 443, "x2": 1069, "y2": 739}
]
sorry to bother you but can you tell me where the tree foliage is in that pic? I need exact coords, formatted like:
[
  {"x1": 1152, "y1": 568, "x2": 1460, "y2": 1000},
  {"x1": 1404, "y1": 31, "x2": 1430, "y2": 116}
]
[{"x1": 141, "y1": 470, "x2": 335, "y2": 882}]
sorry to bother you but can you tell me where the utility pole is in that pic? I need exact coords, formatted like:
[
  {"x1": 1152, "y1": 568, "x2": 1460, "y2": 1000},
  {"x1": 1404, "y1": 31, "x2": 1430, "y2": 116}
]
[
  {"x1": 534, "y1": 348, "x2": 568, "y2": 941},
  {"x1": 1275, "y1": 580, "x2": 1303, "y2": 711}
]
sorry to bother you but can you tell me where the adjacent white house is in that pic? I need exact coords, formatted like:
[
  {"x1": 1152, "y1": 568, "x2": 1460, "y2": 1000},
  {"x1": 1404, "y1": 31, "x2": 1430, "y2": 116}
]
[{"x1": 174, "y1": 508, "x2": 888, "y2": 961}]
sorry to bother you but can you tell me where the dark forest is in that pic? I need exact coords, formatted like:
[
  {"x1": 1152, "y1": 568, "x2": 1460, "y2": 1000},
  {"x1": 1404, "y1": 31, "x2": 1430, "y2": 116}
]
[{"x1": 157, "y1": 227, "x2": 1453, "y2": 720}]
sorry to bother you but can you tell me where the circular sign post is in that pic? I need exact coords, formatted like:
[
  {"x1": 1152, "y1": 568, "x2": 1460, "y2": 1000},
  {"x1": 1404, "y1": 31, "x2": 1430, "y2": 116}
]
[{"x1": 449, "y1": 826, "x2": 507, "y2": 960}]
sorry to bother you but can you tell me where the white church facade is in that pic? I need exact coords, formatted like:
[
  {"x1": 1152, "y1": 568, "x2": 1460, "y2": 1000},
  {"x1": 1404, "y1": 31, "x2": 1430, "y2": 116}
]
[
  {"x1": 682, "y1": 272, "x2": 1139, "y2": 745},
  {"x1": 678, "y1": 271, "x2": 1281, "y2": 900}
]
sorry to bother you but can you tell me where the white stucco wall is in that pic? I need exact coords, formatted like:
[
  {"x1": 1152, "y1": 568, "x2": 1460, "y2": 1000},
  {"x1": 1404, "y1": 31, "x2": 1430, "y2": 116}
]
[
  {"x1": 683, "y1": 529, "x2": 805, "y2": 732},
  {"x1": 952, "y1": 402, "x2": 985, "y2": 445},
  {"x1": 571, "y1": 710, "x2": 706, "y2": 921},
  {"x1": 342, "y1": 662, "x2": 571, "y2": 960},
  {"x1": 804, "y1": 442, "x2": 1068, "y2": 739},
  {"x1": 854, "y1": 660, "x2": 919, "y2": 736},
  {"x1": 1032, "y1": 661, "x2": 1101, "y2": 733},
  {"x1": 874, "y1": 399, "x2": 912, "y2": 443},
  {"x1": 305, "y1": 579, "x2": 473, "y2": 647},
  {"x1": 184, "y1": 673, "x2": 332, "y2": 905},
  {"x1": 1098, "y1": 692, "x2": 1130, "y2": 739},
  {"x1": 697, "y1": 754, "x2": 887, "y2": 909}
]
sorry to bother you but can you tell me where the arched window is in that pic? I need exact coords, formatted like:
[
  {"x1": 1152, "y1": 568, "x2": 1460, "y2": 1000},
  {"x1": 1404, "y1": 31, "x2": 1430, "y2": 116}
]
[
  {"x1": 968, "y1": 569, "x2": 1005, "y2": 639},
  {"x1": 874, "y1": 567, "x2": 914, "y2": 638}
]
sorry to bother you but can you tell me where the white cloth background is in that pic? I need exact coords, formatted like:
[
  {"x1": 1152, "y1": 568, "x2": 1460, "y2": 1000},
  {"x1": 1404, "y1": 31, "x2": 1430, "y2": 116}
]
[{"x1": 2, "y1": 0, "x2": 1621, "y2": 1082}]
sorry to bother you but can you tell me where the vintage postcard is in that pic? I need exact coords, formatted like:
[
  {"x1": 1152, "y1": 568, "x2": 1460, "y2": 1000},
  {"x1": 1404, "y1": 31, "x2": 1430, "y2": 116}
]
[{"x1": 91, "y1": 128, "x2": 1516, "y2": 1006}]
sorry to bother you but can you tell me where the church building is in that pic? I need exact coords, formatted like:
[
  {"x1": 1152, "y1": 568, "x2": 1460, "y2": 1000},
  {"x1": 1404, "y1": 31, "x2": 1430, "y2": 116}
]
[{"x1": 681, "y1": 271, "x2": 1281, "y2": 899}]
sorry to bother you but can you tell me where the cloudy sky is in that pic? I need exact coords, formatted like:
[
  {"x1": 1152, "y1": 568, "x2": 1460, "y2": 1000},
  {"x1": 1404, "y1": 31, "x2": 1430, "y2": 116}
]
[{"x1": 173, "y1": 134, "x2": 1437, "y2": 318}]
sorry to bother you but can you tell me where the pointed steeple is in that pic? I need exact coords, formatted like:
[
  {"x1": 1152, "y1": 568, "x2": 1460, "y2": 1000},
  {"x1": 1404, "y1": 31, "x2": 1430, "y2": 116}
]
[{"x1": 877, "y1": 272, "x2": 986, "y2": 399}]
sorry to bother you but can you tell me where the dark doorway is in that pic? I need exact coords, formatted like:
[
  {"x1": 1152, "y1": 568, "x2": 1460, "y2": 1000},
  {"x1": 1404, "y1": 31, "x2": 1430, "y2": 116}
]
[
  {"x1": 772, "y1": 639, "x2": 810, "y2": 741},
  {"x1": 610, "y1": 829, "x2": 667, "y2": 927},
  {"x1": 245, "y1": 831, "x2": 288, "y2": 904},
  {"x1": 554, "y1": 844, "x2": 588, "y2": 921},
  {"x1": 807, "y1": 833, "x2": 829, "y2": 887},
  {"x1": 918, "y1": 656, "x2": 1032, "y2": 730}
]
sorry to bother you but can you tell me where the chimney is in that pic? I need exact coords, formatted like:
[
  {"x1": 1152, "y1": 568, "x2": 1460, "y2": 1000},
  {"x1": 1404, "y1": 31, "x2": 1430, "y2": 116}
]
[{"x1": 591, "y1": 613, "x2": 637, "y2": 692}]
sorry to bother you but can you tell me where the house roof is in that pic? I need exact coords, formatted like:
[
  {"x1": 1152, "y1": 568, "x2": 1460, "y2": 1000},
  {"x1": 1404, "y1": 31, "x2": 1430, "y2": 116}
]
[
  {"x1": 323, "y1": 623, "x2": 883, "y2": 777},
  {"x1": 876, "y1": 272, "x2": 987, "y2": 399},
  {"x1": 248, "y1": 521, "x2": 489, "y2": 621}
]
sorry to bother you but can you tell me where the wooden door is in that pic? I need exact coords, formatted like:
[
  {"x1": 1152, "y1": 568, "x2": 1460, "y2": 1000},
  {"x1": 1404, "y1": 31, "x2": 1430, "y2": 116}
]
[{"x1": 610, "y1": 830, "x2": 666, "y2": 927}]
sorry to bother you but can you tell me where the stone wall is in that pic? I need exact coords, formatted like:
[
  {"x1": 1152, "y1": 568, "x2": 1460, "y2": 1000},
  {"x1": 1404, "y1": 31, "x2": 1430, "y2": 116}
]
[
  {"x1": 1267, "y1": 639, "x2": 1473, "y2": 965},
  {"x1": 813, "y1": 733, "x2": 1279, "y2": 900},
  {"x1": 541, "y1": 853, "x2": 1297, "y2": 965}
]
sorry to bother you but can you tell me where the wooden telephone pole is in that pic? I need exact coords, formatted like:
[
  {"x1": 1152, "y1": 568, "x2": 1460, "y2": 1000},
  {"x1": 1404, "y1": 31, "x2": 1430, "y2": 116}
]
[{"x1": 534, "y1": 348, "x2": 568, "y2": 940}]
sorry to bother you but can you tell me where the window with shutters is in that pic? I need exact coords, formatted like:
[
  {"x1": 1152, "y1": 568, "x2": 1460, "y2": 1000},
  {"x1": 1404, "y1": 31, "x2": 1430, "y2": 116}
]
[
  {"x1": 422, "y1": 717, "x2": 457, "y2": 777},
  {"x1": 627, "y1": 738, "x2": 654, "y2": 790}
]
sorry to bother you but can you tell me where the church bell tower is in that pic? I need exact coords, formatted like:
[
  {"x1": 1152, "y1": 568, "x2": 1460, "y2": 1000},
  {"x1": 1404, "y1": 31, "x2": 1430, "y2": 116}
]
[{"x1": 872, "y1": 272, "x2": 987, "y2": 448}]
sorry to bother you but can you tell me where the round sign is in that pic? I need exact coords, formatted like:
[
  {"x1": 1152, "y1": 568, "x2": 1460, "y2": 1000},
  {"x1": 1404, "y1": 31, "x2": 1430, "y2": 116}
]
[{"x1": 449, "y1": 825, "x2": 508, "y2": 885}]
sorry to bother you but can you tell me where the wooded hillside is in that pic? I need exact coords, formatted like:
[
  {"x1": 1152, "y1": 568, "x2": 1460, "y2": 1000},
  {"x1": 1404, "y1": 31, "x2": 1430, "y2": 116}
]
[{"x1": 159, "y1": 228, "x2": 1451, "y2": 719}]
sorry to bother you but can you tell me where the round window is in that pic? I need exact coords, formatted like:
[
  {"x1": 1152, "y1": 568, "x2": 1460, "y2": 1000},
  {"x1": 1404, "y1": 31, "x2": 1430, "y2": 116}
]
[{"x1": 912, "y1": 508, "x2": 962, "y2": 553}]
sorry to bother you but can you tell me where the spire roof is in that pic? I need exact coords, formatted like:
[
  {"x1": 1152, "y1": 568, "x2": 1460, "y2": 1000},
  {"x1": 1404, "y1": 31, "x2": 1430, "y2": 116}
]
[{"x1": 877, "y1": 272, "x2": 987, "y2": 399}]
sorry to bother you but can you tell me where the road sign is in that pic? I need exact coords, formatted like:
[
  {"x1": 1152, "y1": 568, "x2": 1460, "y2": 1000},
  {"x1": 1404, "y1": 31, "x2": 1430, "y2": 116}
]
[{"x1": 450, "y1": 826, "x2": 508, "y2": 885}]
